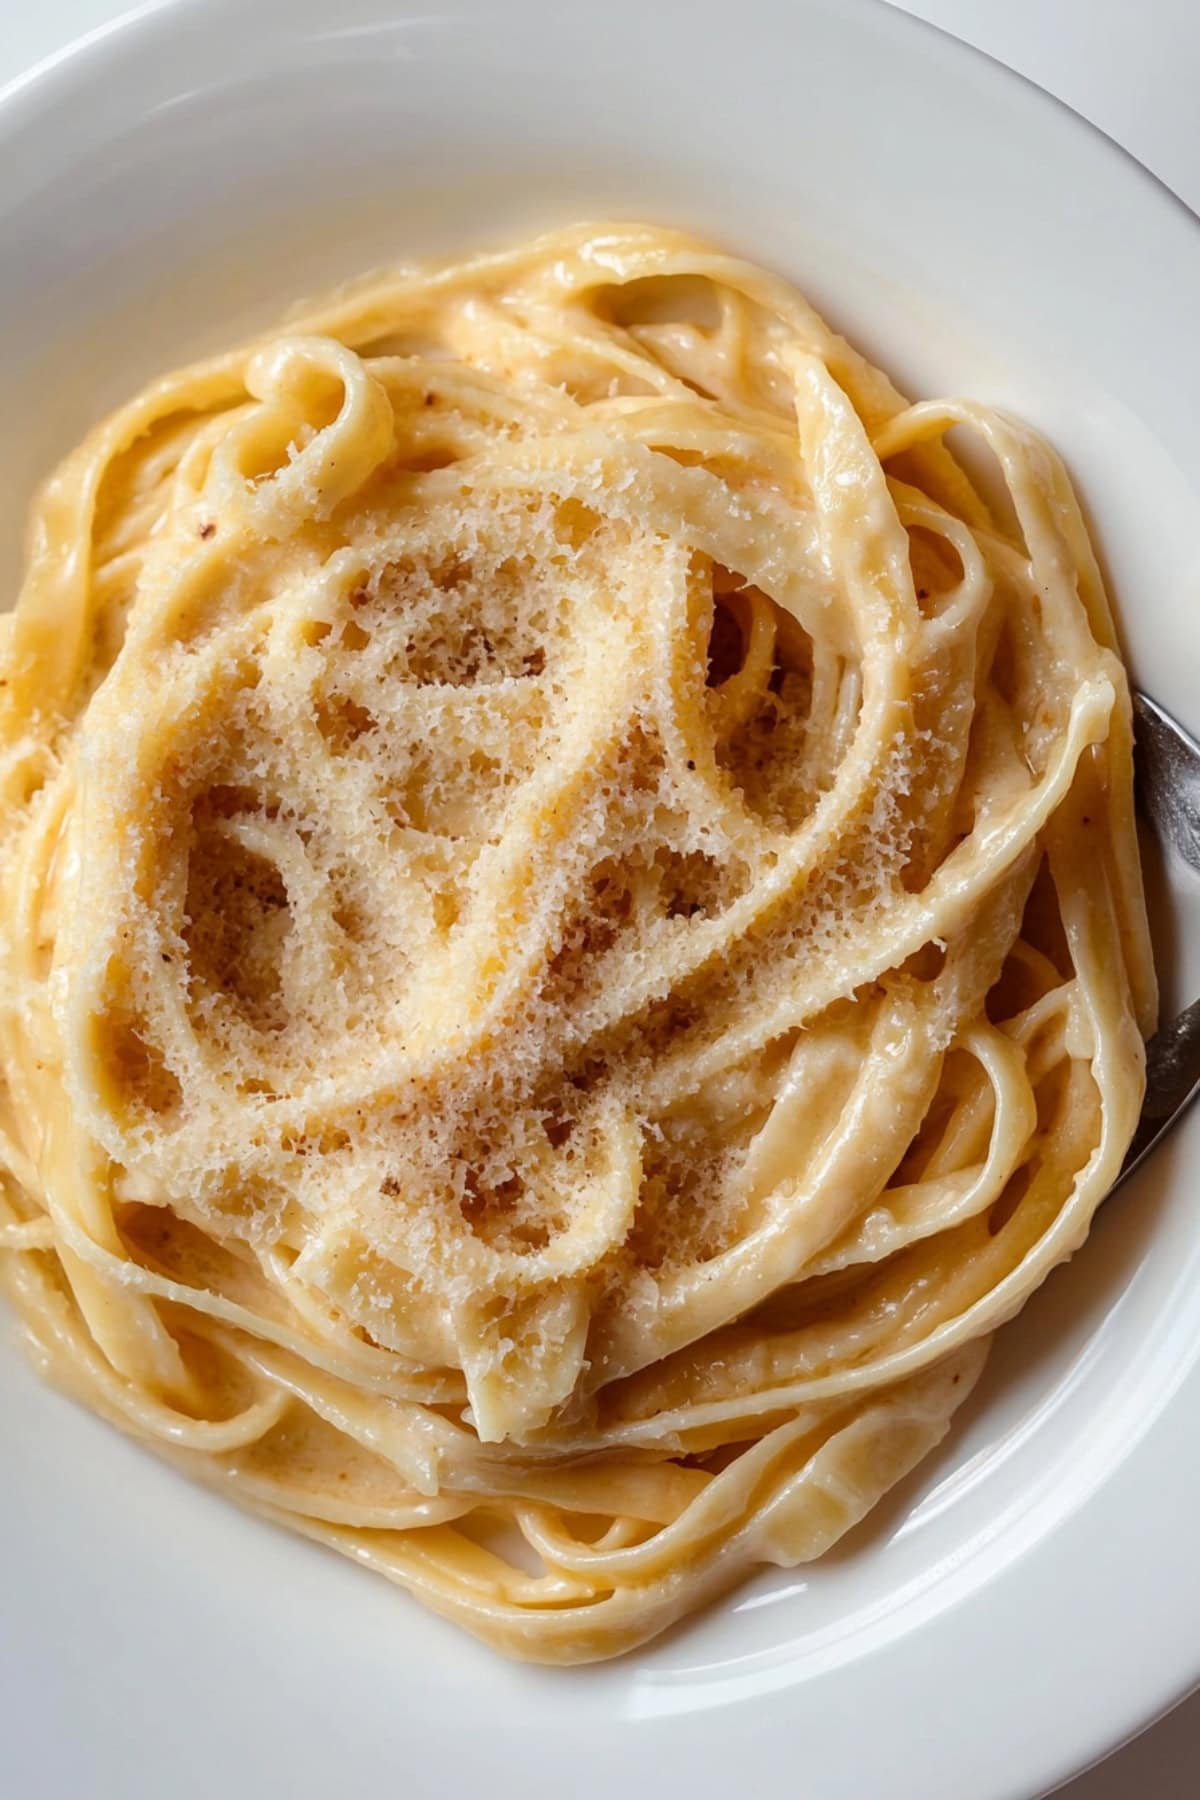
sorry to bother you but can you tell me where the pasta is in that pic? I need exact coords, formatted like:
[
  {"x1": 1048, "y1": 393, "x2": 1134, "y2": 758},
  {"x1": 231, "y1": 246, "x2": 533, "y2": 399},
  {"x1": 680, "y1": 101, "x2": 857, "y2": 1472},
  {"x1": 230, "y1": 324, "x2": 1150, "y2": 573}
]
[{"x1": 0, "y1": 224, "x2": 1153, "y2": 1661}]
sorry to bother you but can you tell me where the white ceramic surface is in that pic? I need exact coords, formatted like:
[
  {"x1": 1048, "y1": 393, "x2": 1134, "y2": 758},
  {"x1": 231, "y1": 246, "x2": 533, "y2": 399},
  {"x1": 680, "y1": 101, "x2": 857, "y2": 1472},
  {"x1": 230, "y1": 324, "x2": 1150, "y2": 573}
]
[
  {"x1": 1, "y1": 4, "x2": 1199, "y2": 1797},
  {"x1": 895, "y1": 0, "x2": 1200, "y2": 212}
]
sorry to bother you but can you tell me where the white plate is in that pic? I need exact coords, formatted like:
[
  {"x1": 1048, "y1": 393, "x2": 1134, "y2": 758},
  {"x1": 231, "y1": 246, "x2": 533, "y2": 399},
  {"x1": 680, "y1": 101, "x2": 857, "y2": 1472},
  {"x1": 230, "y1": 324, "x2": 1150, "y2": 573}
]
[{"x1": 2, "y1": 3, "x2": 1199, "y2": 1796}]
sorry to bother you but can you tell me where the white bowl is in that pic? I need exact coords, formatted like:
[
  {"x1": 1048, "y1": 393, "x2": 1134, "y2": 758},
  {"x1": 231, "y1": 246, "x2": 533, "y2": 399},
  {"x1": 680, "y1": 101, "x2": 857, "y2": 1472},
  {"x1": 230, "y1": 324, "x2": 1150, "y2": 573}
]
[{"x1": 2, "y1": 3, "x2": 1200, "y2": 1796}]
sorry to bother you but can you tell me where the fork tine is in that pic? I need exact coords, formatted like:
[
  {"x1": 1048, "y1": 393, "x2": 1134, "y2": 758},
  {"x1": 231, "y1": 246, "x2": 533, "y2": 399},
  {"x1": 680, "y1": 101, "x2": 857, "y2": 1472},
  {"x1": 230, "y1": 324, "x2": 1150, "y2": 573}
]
[{"x1": 1133, "y1": 691, "x2": 1200, "y2": 878}]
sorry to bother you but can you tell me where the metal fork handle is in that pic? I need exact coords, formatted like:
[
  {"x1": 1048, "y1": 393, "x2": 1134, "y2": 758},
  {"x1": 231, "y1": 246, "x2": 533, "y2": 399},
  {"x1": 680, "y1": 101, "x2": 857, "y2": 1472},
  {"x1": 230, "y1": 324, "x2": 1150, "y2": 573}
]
[
  {"x1": 1120, "y1": 996, "x2": 1200, "y2": 1183},
  {"x1": 1112, "y1": 693, "x2": 1200, "y2": 1191}
]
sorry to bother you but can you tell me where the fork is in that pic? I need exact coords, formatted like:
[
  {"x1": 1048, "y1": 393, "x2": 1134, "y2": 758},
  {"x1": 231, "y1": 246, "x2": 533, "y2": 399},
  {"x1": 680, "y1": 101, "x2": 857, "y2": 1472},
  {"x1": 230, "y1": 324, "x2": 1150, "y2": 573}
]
[{"x1": 1114, "y1": 693, "x2": 1200, "y2": 1187}]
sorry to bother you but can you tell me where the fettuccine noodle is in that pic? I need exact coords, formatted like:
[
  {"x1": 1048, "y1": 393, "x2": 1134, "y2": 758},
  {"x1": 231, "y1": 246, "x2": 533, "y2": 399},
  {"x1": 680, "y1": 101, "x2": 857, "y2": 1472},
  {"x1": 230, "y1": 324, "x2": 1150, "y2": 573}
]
[{"x1": 0, "y1": 224, "x2": 1153, "y2": 1661}]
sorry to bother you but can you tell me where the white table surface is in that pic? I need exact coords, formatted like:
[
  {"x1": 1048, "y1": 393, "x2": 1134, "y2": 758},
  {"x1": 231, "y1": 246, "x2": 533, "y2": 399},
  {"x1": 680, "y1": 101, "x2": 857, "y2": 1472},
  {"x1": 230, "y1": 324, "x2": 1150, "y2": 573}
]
[{"x1": 2, "y1": 3, "x2": 1198, "y2": 1795}]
